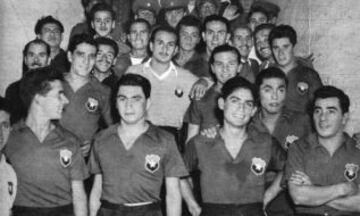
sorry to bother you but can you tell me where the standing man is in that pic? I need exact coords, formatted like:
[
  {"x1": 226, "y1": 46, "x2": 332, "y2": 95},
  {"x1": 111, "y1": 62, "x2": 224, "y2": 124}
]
[
  {"x1": 5, "y1": 67, "x2": 88, "y2": 216},
  {"x1": 89, "y1": 74, "x2": 188, "y2": 216},
  {"x1": 269, "y1": 25, "x2": 322, "y2": 114},
  {"x1": 285, "y1": 86, "x2": 360, "y2": 215}
]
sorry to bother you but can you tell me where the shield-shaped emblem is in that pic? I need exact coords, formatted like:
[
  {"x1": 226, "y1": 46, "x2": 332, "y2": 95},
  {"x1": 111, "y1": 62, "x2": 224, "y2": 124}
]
[
  {"x1": 250, "y1": 157, "x2": 266, "y2": 176},
  {"x1": 8, "y1": 182, "x2": 13, "y2": 195},
  {"x1": 60, "y1": 149, "x2": 72, "y2": 168},
  {"x1": 284, "y1": 135, "x2": 299, "y2": 150},
  {"x1": 145, "y1": 154, "x2": 160, "y2": 173},
  {"x1": 344, "y1": 163, "x2": 359, "y2": 182},
  {"x1": 297, "y1": 82, "x2": 309, "y2": 95},
  {"x1": 85, "y1": 97, "x2": 99, "y2": 112}
]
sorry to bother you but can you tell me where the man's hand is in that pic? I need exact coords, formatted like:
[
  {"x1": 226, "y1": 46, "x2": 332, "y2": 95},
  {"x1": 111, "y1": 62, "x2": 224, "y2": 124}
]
[
  {"x1": 188, "y1": 202, "x2": 201, "y2": 216},
  {"x1": 222, "y1": 4, "x2": 240, "y2": 21},
  {"x1": 200, "y1": 126, "x2": 218, "y2": 138},
  {"x1": 289, "y1": 171, "x2": 312, "y2": 185},
  {"x1": 342, "y1": 181, "x2": 359, "y2": 197},
  {"x1": 190, "y1": 78, "x2": 208, "y2": 100}
]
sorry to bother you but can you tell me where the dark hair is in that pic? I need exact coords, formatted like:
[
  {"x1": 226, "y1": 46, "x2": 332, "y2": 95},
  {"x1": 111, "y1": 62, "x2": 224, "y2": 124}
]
[
  {"x1": 231, "y1": 24, "x2": 252, "y2": 40},
  {"x1": 221, "y1": 76, "x2": 258, "y2": 104},
  {"x1": 255, "y1": 67, "x2": 288, "y2": 91},
  {"x1": 23, "y1": 39, "x2": 51, "y2": 57},
  {"x1": 68, "y1": 33, "x2": 97, "y2": 53},
  {"x1": 94, "y1": 37, "x2": 119, "y2": 57},
  {"x1": 127, "y1": 18, "x2": 151, "y2": 34},
  {"x1": 0, "y1": 97, "x2": 12, "y2": 116},
  {"x1": 253, "y1": 23, "x2": 276, "y2": 39},
  {"x1": 209, "y1": 44, "x2": 240, "y2": 66},
  {"x1": 269, "y1": 25, "x2": 297, "y2": 47},
  {"x1": 150, "y1": 25, "x2": 178, "y2": 43},
  {"x1": 176, "y1": 15, "x2": 202, "y2": 35},
  {"x1": 203, "y1": 15, "x2": 230, "y2": 33},
  {"x1": 312, "y1": 86, "x2": 350, "y2": 114},
  {"x1": 89, "y1": 3, "x2": 116, "y2": 21},
  {"x1": 117, "y1": 74, "x2": 151, "y2": 99},
  {"x1": 19, "y1": 66, "x2": 63, "y2": 113},
  {"x1": 34, "y1": 15, "x2": 64, "y2": 35},
  {"x1": 247, "y1": 5, "x2": 269, "y2": 23}
]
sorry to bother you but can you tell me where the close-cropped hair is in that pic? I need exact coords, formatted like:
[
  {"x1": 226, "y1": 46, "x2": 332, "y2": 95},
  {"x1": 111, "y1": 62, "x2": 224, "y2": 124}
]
[
  {"x1": 209, "y1": 44, "x2": 240, "y2": 66},
  {"x1": 231, "y1": 24, "x2": 252, "y2": 40},
  {"x1": 253, "y1": 23, "x2": 276, "y2": 38},
  {"x1": 20, "y1": 66, "x2": 63, "y2": 112},
  {"x1": 117, "y1": 74, "x2": 151, "y2": 99},
  {"x1": 127, "y1": 18, "x2": 151, "y2": 34},
  {"x1": 89, "y1": 2, "x2": 116, "y2": 21},
  {"x1": 268, "y1": 24, "x2": 297, "y2": 47},
  {"x1": 0, "y1": 97, "x2": 12, "y2": 116},
  {"x1": 247, "y1": 5, "x2": 270, "y2": 23},
  {"x1": 221, "y1": 76, "x2": 258, "y2": 104},
  {"x1": 176, "y1": 15, "x2": 202, "y2": 35},
  {"x1": 255, "y1": 67, "x2": 288, "y2": 90},
  {"x1": 68, "y1": 33, "x2": 97, "y2": 53},
  {"x1": 34, "y1": 15, "x2": 64, "y2": 35},
  {"x1": 94, "y1": 37, "x2": 119, "y2": 57},
  {"x1": 150, "y1": 25, "x2": 178, "y2": 43},
  {"x1": 312, "y1": 86, "x2": 350, "y2": 114},
  {"x1": 203, "y1": 15, "x2": 230, "y2": 33},
  {"x1": 23, "y1": 39, "x2": 51, "y2": 57}
]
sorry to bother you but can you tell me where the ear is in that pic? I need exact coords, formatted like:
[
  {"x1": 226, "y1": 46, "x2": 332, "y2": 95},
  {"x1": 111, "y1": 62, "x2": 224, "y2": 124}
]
[
  {"x1": 210, "y1": 63, "x2": 215, "y2": 75},
  {"x1": 342, "y1": 112, "x2": 350, "y2": 125},
  {"x1": 67, "y1": 51, "x2": 73, "y2": 63},
  {"x1": 146, "y1": 98, "x2": 151, "y2": 111},
  {"x1": 111, "y1": 21, "x2": 115, "y2": 30},
  {"x1": 112, "y1": 56, "x2": 117, "y2": 65},
  {"x1": 218, "y1": 97, "x2": 225, "y2": 110},
  {"x1": 91, "y1": 21, "x2": 95, "y2": 30},
  {"x1": 173, "y1": 45, "x2": 179, "y2": 56},
  {"x1": 202, "y1": 31, "x2": 206, "y2": 42},
  {"x1": 225, "y1": 33, "x2": 231, "y2": 44},
  {"x1": 250, "y1": 105, "x2": 258, "y2": 117},
  {"x1": 149, "y1": 41, "x2": 154, "y2": 53}
]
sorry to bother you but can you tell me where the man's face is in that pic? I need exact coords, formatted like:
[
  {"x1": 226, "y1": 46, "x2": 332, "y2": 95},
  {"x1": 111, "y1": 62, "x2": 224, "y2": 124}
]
[
  {"x1": 271, "y1": 37, "x2": 295, "y2": 68},
  {"x1": 116, "y1": 85, "x2": 149, "y2": 125},
  {"x1": 179, "y1": 25, "x2": 200, "y2": 51},
  {"x1": 219, "y1": 87, "x2": 257, "y2": 128},
  {"x1": 259, "y1": 77, "x2": 286, "y2": 114},
  {"x1": 165, "y1": 8, "x2": 185, "y2": 28},
  {"x1": 136, "y1": 9, "x2": 156, "y2": 26},
  {"x1": 199, "y1": 2, "x2": 217, "y2": 19},
  {"x1": 202, "y1": 21, "x2": 229, "y2": 53},
  {"x1": 37, "y1": 80, "x2": 69, "y2": 120},
  {"x1": 313, "y1": 97, "x2": 348, "y2": 139},
  {"x1": 39, "y1": 23, "x2": 62, "y2": 48},
  {"x1": 128, "y1": 22, "x2": 150, "y2": 50},
  {"x1": 240, "y1": 0, "x2": 255, "y2": 13},
  {"x1": 68, "y1": 42, "x2": 97, "y2": 77},
  {"x1": 255, "y1": 28, "x2": 272, "y2": 60},
  {"x1": 95, "y1": 44, "x2": 116, "y2": 73},
  {"x1": 91, "y1": 10, "x2": 115, "y2": 37},
  {"x1": 24, "y1": 43, "x2": 49, "y2": 70},
  {"x1": 248, "y1": 12, "x2": 268, "y2": 32},
  {"x1": 232, "y1": 27, "x2": 253, "y2": 59},
  {"x1": 150, "y1": 30, "x2": 178, "y2": 64},
  {"x1": 211, "y1": 51, "x2": 239, "y2": 85},
  {"x1": 0, "y1": 110, "x2": 10, "y2": 151}
]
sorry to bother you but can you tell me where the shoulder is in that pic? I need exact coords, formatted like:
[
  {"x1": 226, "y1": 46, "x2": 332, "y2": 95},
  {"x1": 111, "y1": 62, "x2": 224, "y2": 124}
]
[
  {"x1": 90, "y1": 79, "x2": 111, "y2": 96},
  {"x1": 126, "y1": 64, "x2": 145, "y2": 74},
  {"x1": 176, "y1": 66, "x2": 199, "y2": 84},
  {"x1": 56, "y1": 124, "x2": 83, "y2": 147},
  {"x1": 94, "y1": 124, "x2": 118, "y2": 144}
]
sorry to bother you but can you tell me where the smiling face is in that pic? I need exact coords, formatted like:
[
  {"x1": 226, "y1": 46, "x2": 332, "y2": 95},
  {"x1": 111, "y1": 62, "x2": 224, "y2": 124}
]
[
  {"x1": 39, "y1": 23, "x2": 62, "y2": 48},
  {"x1": 68, "y1": 42, "x2": 97, "y2": 77},
  {"x1": 232, "y1": 27, "x2": 253, "y2": 59},
  {"x1": 95, "y1": 44, "x2": 116, "y2": 73},
  {"x1": 255, "y1": 28, "x2": 272, "y2": 60},
  {"x1": 91, "y1": 10, "x2": 115, "y2": 37},
  {"x1": 211, "y1": 51, "x2": 239, "y2": 85},
  {"x1": 128, "y1": 22, "x2": 150, "y2": 50}
]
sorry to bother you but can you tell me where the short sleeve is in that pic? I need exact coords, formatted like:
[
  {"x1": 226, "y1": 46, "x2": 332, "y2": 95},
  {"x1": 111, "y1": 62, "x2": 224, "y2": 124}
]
[
  {"x1": 187, "y1": 100, "x2": 202, "y2": 125},
  {"x1": 69, "y1": 142, "x2": 89, "y2": 181},
  {"x1": 282, "y1": 139, "x2": 306, "y2": 187},
  {"x1": 88, "y1": 140, "x2": 101, "y2": 174},
  {"x1": 163, "y1": 134, "x2": 189, "y2": 177}
]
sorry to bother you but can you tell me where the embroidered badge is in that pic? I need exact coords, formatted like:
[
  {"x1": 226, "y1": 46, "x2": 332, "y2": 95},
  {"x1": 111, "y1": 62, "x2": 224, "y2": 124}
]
[
  {"x1": 250, "y1": 157, "x2": 266, "y2": 176},
  {"x1": 297, "y1": 82, "x2": 309, "y2": 95},
  {"x1": 174, "y1": 87, "x2": 184, "y2": 98},
  {"x1": 284, "y1": 135, "x2": 299, "y2": 150},
  {"x1": 8, "y1": 182, "x2": 13, "y2": 195},
  {"x1": 60, "y1": 149, "x2": 73, "y2": 168},
  {"x1": 344, "y1": 163, "x2": 359, "y2": 182},
  {"x1": 145, "y1": 154, "x2": 160, "y2": 173},
  {"x1": 85, "y1": 97, "x2": 99, "y2": 112}
]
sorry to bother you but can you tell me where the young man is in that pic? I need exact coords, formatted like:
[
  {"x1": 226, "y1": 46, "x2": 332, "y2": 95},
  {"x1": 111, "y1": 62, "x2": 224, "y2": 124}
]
[
  {"x1": 0, "y1": 97, "x2": 16, "y2": 216},
  {"x1": 115, "y1": 19, "x2": 151, "y2": 78},
  {"x1": 126, "y1": 26, "x2": 198, "y2": 148},
  {"x1": 132, "y1": 0, "x2": 161, "y2": 27},
  {"x1": 251, "y1": 67, "x2": 312, "y2": 216},
  {"x1": 89, "y1": 74, "x2": 188, "y2": 216},
  {"x1": 183, "y1": 76, "x2": 286, "y2": 215},
  {"x1": 186, "y1": 45, "x2": 240, "y2": 142},
  {"x1": 285, "y1": 86, "x2": 360, "y2": 215},
  {"x1": 162, "y1": 0, "x2": 187, "y2": 29},
  {"x1": 5, "y1": 39, "x2": 50, "y2": 124},
  {"x1": 231, "y1": 24, "x2": 259, "y2": 83},
  {"x1": 248, "y1": 5, "x2": 270, "y2": 32},
  {"x1": 60, "y1": 34, "x2": 112, "y2": 157},
  {"x1": 254, "y1": 23, "x2": 276, "y2": 70},
  {"x1": 5, "y1": 67, "x2": 88, "y2": 216},
  {"x1": 35, "y1": 15, "x2": 70, "y2": 73},
  {"x1": 269, "y1": 25, "x2": 322, "y2": 114},
  {"x1": 196, "y1": 0, "x2": 220, "y2": 21}
]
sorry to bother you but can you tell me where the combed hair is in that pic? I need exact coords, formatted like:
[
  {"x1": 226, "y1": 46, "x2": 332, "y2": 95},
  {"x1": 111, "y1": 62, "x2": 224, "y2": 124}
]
[
  {"x1": 150, "y1": 25, "x2": 178, "y2": 43},
  {"x1": 68, "y1": 33, "x2": 97, "y2": 53},
  {"x1": 116, "y1": 74, "x2": 151, "y2": 99},
  {"x1": 247, "y1": 5, "x2": 270, "y2": 22},
  {"x1": 34, "y1": 15, "x2": 64, "y2": 34},
  {"x1": 209, "y1": 44, "x2": 240, "y2": 65},
  {"x1": 312, "y1": 86, "x2": 350, "y2": 114},
  {"x1": 89, "y1": 3, "x2": 116, "y2": 21},
  {"x1": 221, "y1": 76, "x2": 258, "y2": 105},
  {"x1": 255, "y1": 67, "x2": 288, "y2": 90},
  {"x1": 127, "y1": 18, "x2": 151, "y2": 34},
  {"x1": 176, "y1": 15, "x2": 202, "y2": 34},
  {"x1": 203, "y1": 15, "x2": 230, "y2": 33},
  {"x1": 0, "y1": 97, "x2": 12, "y2": 116},
  {"x1": 94, "y1": 37, "x2": 119, "y2": 57},
  {"x1": 269, "y1": 25, "x2": 297, "y2": 47}
]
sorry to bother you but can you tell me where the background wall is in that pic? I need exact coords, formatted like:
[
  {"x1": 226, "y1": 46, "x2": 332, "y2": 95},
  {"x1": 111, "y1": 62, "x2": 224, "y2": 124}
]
[{"x1": 1, "y1": 0, "x2": 360, "y2": 134}]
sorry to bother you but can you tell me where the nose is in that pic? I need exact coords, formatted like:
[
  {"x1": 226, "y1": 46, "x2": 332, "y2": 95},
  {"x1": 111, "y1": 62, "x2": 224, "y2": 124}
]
[{"x1": 271, "y1": 91, "x2": 278, "y2": 100}]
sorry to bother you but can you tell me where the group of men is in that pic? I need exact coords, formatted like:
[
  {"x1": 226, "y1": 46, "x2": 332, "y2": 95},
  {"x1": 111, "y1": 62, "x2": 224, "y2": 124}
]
[{"x1": 1, "y1": 0, "x2": 360, "y2": 216}]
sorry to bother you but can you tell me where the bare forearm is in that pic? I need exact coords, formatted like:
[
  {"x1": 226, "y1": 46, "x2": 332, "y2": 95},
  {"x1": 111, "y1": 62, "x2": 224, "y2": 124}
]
[
  {"x1": 166, "y1": 191, "x2": 182, "y2": 216},
  {"x1": 326, "y1": 188, "x2": 360, "y2": 212},
  {"x1": 72, "y1": 181, "x2": 88, "y2": 216},
  {"x1": 264, "y1": 172, "x2": 283, "y2": 204},
  {"x1": 89, "y1": 174, "x2": 103, "y2": 216}
]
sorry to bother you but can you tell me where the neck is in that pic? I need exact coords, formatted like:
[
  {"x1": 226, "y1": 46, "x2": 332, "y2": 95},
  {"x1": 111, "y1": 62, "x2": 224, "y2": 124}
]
[
  {"x1": 260, "y1": 108, "x2": 281, "y2": 123},
  {"x1": 206, "y1": 48, "x2": 212, "y2": 60},
  {"x1": 67, "y1": 69, "x2": 90, "y2": 83},
  {"x1": 176, "y1": 49, "x2": 195, "y2": 66},
  {"x1": 221, "y1": 122, "x2": 247, "y2": 140},
  {"x1": 25, "y1": 108, "x2": 52, "y2": 141},
  {"x1": 318, "y1": 133, "x2": 344, "y2": 156},
  {"x1": 50, "y1": 46, "x2": 60, "y2": 59},
  {"x1": 131, "y1": 48, "x2": 147, "y2": 58},
  {"x1": 279, "y1": 59, "x2": 297, "y2": 74},
  {"x1": 93, "y1": 68, "x2": 111, "y2": 82},
  {"x1": 150, "y1": 58, "x2": 171, "y2": 75},
  {"x1": 214, "y1": 82, "x2": 223, "y2": 92},
  {"x1": 119, "y1": 120, "x2": 148, "y2": 136}
]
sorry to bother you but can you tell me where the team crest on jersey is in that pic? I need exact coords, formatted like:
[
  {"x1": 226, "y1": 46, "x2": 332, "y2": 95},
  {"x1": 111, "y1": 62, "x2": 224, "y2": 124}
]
[
  {"x1": 250, "y1": 157, "x2": 266, "y2": 176},
  {"x1": 60, "y1": 149, "x2": 73, "y2": 168},
  {"x1": 8, "y1": 182, "x2": 13, "y2": 195},
  {"x1": 297, "y1": 82, "x2": 309, "y2": 95},
  {"x1": 85, "y1": 97, "x2": 99, "y2": 112},
  {"x1": 344, "y1": 163, "x2": 359, "y2": 182},
  {"x1": 284, "y1": 135, "x2": 299, "y2": 150},
  {"x1": 145, "y1": 154, "x2": 160, "y2": 173}
]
